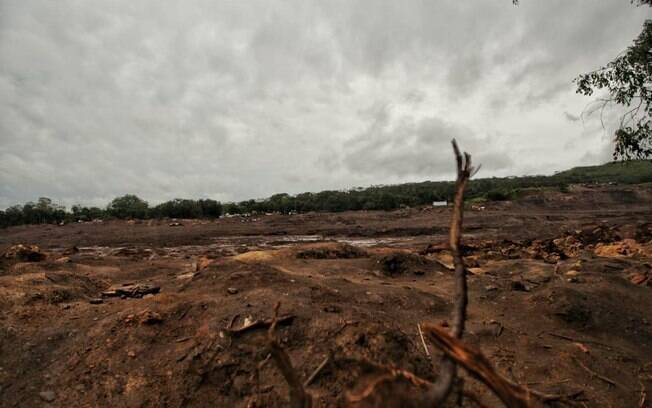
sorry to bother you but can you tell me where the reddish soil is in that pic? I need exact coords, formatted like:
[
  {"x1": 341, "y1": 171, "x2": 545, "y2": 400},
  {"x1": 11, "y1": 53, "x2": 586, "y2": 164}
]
[{"x1": 1, "y1": 184, "x2": 651, "y2": 407}]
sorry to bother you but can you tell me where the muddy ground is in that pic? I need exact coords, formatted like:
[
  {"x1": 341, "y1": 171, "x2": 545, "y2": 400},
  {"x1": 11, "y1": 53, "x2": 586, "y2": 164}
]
[{"x1": 1, "y1": 184, "x2": 652, "y2": 407}]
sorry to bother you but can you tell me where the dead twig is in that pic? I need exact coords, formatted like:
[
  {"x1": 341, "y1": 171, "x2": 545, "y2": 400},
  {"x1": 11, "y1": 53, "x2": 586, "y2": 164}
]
[
  {"x1": 346, "y1": 368, "x2": 432, "y2": 403},
  {"x1": 547, "y1": 332, "x2": 613, "y2": 351},
  {"x1": 639, "y1": 377, "x2": 647, "y2": 408},
  {"x1": 573, "y1": 357, "x2": 621, "y2": 388},
  {"x1": 417, "y1": 323, "x2": 430, "y2": 357},
  {"x1": 304, "y1": 353, "x2": 331, "y2": 387},
  {"x1": 268, "y1": 302, "x2": 312, "y2": 408}
]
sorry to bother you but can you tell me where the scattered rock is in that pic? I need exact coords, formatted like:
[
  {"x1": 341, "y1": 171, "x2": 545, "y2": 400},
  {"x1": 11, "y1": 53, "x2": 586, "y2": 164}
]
[
  {"x1": 227, "y1": 287, "x2": 239, "y2": 295},
  {"x1": 89, "y1": 298, "x2": 103, "y2": 305},
  {"x1": 484, "y1": 285, "x2": 498, "y2": 292},
  {"x1": 139, "y1": 310, "x2": 163, "y2": 325},
  {"x1": 323, "y1": 305, "x2": 342, "y2": 313},
  {"x1": 169, "y1": 222, "x2": 183, "y2": 227},
  {"x1": 128, "y1": 351, "x2": 136, "y2": 358},
  {"x1": 55, "y1": 256, "x2": 72, "y2": 264},
  {"x1": 38, "y1": 390, "x2": 55, "y2": 402},
  {"x1": 195, "y1": 256, "x2": 212, "y2": 271}
]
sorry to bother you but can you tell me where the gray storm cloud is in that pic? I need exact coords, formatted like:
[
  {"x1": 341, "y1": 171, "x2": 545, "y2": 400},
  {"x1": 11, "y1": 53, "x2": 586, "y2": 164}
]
[{"x1": 0, "y1": 1, "x2": 649, "y2": 208}]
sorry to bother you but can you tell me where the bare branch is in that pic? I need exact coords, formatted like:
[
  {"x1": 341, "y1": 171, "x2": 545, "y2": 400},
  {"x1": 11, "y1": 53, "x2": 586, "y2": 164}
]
[{"x1": 422, "y1": 139, "x2": 475, "y2": 405}]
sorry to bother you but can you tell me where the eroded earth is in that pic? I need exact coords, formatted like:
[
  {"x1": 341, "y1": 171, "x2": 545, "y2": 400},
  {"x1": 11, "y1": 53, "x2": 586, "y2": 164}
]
[{"x1": 1, "y1": 184, "x2": 652, "y2": 407}]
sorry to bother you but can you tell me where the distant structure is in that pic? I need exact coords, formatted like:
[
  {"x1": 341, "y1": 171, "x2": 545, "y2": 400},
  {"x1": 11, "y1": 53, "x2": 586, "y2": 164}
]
[{"x1": 432, "y1": 201, "x2": 448, "y2": 207}]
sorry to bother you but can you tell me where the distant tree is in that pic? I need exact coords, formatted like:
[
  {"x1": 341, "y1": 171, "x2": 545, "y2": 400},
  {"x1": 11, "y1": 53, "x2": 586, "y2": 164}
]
[
  {"x1": 575, "y1": 14, "x2": 651, "y2": 159},
  {"x1": 223, "y1": 202, "x2": 241, "y2": 215},
  {"x1": 107, "y1": 194, "x2": 149, "y2": 219},
  {"x1": 198, "y1": 199, "x2": 222, "y2": 218},
  {"x1": 513, "y1": 1, "x2": 651, "y2": 159}
]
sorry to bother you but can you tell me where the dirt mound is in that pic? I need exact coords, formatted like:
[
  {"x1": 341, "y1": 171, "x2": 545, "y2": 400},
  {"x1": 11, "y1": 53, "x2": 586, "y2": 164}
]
[
  {"x1": 2, "y1": 244, "x2": 46, "y2": 262},
  {"x1": 377, "y1": 252, "x2": 433, "y2": 276},
  {"x1": 0, "y1": 270, "x2": 108, "y2": 306},
  {"x1": 296, "y1": 243, "x2": 367, "y2": 259}
]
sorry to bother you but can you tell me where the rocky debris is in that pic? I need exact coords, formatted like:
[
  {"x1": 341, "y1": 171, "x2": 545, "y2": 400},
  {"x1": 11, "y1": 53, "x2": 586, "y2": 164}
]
[
  {"x1": 227, "y1": 287, "x2": 239, "y2": 295},
  {"x1": 191, "y1": 256, "x2": 212, "y2": 272},
  {"x1": 89, "y1": 298, "x2": 103, "y2": 304},
  {"x1": 595, "y1": 239, "x2": 646, "y2": 257},
  {"x1": 55, "y1": 256, "x2": 72, "y2": 264},
  {"x1": 169, "y1": 222, "x2": 183, "y2": 227},
  {"x1": 38, "y1": 390, "x2": 56, "y2": 402},
  {"x1": 110, "y1": 247, "x2": 154, "y2": 258},
  {"x1": 2, "y1": 244, "x2": 46, "y2": 262},
  {"x1": 420, "y1": 242, "x2": 449, "y2": 255},
  {"x1": 296, "y1": 243, "x2": 367, "y2": 259},
  {"x1": 102, "y1": 283, "x2": 160, "y2": 298},
  {"x1": 62, "y1": 246, "x2": 79, "y2": 256},
  {"x1": 557, "y1": 224, "x2": 621, "y2": 246},
  {"x1": 138, "y1": 310, "x2": 163, "y2": 324},
  {"x1": 378, "y1": 252, "x2": 430, "y2": 276},
  {"x1": 527, "y1": 240, "x2": 567, "y2": 264}
]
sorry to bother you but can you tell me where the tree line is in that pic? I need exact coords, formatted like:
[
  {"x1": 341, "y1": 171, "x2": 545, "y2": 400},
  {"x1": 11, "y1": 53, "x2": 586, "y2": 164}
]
[{"x1": 1, "y1": 160, "x2": 650, "y2": 228}]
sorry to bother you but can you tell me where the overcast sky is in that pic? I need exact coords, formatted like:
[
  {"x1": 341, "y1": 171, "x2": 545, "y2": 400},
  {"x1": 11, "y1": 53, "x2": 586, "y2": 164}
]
[{"x1": 0, "y1": 1, "x2": 649, "y2": 208}]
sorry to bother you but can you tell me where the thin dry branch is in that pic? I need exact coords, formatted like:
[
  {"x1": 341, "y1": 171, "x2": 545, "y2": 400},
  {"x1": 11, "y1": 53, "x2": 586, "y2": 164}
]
[
  {"x1": 304, "y1": 354, "x2": 331, "y2": 387},
  {"x1": 422, "y1": 139, "x2": 475, "y2": 405},
  {"x1": 267, "y1": 302, "x2": 312, "y2": 408},
  {"x1": 346, "y1": 368, "x2": 432, "y2": 403},
  {"x1": 573, "y1": 357, "x2": 621, "y2": 388}
]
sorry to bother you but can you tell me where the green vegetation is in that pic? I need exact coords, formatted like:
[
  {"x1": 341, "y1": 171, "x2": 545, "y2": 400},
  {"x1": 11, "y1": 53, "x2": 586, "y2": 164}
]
[
  {"x1": 574, "y1": 2, "x2": 651, "y2": 160},
  {"x1": 1, "y1": 160, "x2": 651, "y2": 228}
]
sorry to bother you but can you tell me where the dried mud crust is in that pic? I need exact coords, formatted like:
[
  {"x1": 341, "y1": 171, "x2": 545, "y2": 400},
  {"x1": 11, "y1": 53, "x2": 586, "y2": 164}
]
[{"x1": 0, "y1": 185, "x2": 651, "y2": 407}]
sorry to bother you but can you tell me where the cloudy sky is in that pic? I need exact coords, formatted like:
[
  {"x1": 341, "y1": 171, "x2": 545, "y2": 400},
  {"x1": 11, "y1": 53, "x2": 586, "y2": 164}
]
[{"x1": 0, "y1": 1, "x2": 649, "y2": 208}]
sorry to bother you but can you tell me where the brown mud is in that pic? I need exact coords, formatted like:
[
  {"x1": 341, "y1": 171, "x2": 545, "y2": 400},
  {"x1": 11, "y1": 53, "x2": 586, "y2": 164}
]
[{"x1": 1, "y1": 184, "x2": 651, "y2": 407}]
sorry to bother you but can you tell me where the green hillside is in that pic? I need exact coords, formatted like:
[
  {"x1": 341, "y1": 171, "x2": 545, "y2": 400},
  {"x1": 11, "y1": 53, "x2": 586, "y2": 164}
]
[{"x1": 553, "y1": 160, "x2": 652, "y2": 184}]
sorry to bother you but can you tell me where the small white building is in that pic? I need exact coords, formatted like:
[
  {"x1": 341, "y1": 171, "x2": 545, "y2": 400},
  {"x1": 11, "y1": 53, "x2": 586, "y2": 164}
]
[{"x1": 432, "y1": 201, "x2": 448, "y2": 207}]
